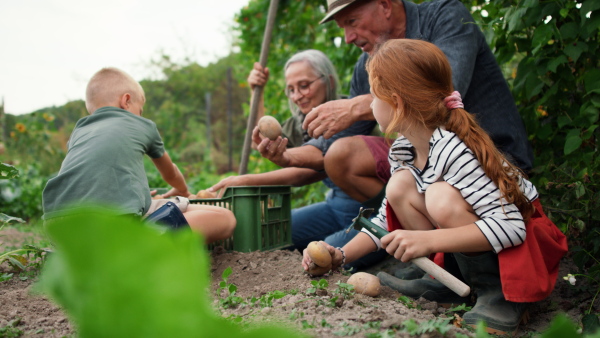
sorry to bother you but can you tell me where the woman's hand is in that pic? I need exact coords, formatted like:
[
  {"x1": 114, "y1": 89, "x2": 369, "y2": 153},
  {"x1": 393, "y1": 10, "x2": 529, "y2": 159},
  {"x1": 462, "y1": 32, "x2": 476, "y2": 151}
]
[
  {"x1": 252, "y1": 127, "x2": 290, "y2": 167},
  {"x1": 301, "y1": 241, "x2": 344, "y2": 271},
  {"x1": 208, "y1": 176, "x2": 247, "y2": 198},
  {"x1": 380, "y1": 230, "x2": 431, "y2": 262},
  {"x1": 247, "y1": 62, "x2": 270, "y2": 90}
]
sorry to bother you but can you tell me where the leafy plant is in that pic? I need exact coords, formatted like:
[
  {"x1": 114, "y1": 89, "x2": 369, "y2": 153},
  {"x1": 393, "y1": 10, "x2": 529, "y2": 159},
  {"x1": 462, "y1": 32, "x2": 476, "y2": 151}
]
[
  {"x1": 217, "y1": 267, "x2": 246, "y2": 309},
  {"x1": 0, "y1": 318, "x2": 24, "y2": 338},
  {"x1": 306, "y1": 278, "x2": 329, "y2": 294},
  {"x1": 397, "y1": 295, "x2": 421, "y2": 310},
  {"x1": 34, "y1": 209, "x2": 303, "y2": 337},
  {"x1": 334, "y1": 281, "x2": 355, "y2": 298},
  {"x1": 401, "y1": 317, "x2": 453, "y2": 336}
]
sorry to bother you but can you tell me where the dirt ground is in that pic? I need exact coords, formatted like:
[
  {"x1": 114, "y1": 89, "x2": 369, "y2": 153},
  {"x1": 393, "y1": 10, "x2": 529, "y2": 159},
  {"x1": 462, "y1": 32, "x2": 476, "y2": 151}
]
[{"x1": 0, "y1": 226, "x2": 595, "y2": 337}]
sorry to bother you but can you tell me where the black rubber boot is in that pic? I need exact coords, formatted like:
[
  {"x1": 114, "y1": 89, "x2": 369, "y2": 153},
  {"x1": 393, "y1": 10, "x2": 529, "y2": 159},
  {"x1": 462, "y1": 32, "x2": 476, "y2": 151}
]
[
  {"x1": 393, "y1": 262, "x2": 426, "y2": 280},
  {"x1": 392, "y1": 253, "x2": 458, "y2": 280},
  {"x1": 378, "y1": 271, "x2": 472, "y2": 306},
  {"x1": 454, "y1": 252, "x2": 529, "y2": 335}
]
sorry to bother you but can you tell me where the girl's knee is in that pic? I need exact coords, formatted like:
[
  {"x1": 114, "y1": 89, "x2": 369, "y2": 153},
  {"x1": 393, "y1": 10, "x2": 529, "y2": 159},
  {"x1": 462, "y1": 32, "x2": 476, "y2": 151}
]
[
  {"x1": 425, "y1": 182, "x2": 475, "y2": 227},
  {"x1": 386, "y1": 170, "x2": 416, "y2": 205}
]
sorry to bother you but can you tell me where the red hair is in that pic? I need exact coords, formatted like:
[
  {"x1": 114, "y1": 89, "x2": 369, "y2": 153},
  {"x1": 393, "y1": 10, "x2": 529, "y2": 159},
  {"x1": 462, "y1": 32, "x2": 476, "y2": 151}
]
[{"x1": 367, "y1": 39, "x2": 533, "y2": 220}]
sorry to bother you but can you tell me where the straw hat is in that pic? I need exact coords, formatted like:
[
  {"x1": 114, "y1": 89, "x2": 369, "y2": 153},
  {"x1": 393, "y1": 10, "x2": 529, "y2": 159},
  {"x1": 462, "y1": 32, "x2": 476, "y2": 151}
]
[{"x1": 320, "y1": 0, "x2": 363, "y2": 24}]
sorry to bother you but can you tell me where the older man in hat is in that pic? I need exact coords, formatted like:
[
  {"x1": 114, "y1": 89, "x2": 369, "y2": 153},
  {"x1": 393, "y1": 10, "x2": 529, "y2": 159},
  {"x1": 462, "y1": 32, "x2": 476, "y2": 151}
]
[
  {"x1": 303, "y1": 0, "x2": 535, "y2": 329},
  {"x1": 304, "y1": 0, "x2": 533, "y2": 205}
]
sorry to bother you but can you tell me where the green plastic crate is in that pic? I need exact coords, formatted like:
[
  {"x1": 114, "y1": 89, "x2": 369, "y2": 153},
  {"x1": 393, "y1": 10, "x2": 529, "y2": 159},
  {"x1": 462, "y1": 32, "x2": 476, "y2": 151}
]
[{"x1": 189, "y1": 186, "x2": 292, "y2": 252}]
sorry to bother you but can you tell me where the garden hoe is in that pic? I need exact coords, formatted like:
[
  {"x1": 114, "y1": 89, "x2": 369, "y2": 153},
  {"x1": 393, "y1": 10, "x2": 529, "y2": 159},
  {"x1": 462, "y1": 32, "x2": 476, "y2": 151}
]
[{"x1": 346, "y1": 207, "x2": 471, "y2": 297}]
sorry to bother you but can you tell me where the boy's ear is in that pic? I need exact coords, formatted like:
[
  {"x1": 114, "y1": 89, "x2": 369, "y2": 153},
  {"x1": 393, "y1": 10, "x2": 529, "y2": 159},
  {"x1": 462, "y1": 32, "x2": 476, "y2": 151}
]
[{"x1": 119, "y1": 93, "x2": 132, "y2": 110}]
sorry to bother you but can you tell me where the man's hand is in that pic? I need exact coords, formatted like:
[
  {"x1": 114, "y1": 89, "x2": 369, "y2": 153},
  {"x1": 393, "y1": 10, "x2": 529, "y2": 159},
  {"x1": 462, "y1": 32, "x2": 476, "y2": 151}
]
[
  {"x1": 252, "y1": 126, "x2": 290, "y2": 167},
  {"x1": 302, "y1": 94, "x2": 374, "y2": 139},
  {"x1": 208, "y1": 176, "x2": 247, "y2": 198}
]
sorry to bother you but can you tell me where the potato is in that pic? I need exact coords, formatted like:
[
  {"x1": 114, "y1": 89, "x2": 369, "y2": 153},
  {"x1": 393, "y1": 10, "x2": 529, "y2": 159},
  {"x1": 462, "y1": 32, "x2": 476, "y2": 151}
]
[
  {"x1": 347, "y1": 272, "x2": 381, "y2": 297},
  {"x1": 196, "y1": 189, "x2": 217, "y2": 199},
  {"x1": 307, "y1": 262, "x2": 332, "y2": 276},
  {"x1": 258, "y1": 116, "x2": 282, "y2": 141},
  {"x1": 306, "y1": 241, "x2": 332, "y2": 267}
]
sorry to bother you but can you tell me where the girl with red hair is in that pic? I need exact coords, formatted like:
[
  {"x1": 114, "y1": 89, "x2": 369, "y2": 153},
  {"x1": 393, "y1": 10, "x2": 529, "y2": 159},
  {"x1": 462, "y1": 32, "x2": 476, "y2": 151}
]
[{"x1": 302, "y1": 39, "x2": 567, "y2": 335}]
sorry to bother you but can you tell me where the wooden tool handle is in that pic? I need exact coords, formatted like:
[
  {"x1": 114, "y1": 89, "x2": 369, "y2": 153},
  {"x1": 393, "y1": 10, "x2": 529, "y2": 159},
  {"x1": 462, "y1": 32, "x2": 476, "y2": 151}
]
[{"x1": 411, "y1": 257, "x2": 471, "y2": 297}]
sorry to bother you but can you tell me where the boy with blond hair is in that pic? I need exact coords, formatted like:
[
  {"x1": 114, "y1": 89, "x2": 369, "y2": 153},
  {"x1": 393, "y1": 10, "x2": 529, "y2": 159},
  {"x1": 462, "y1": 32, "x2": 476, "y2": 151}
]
[{"x1": 43, "y1": 67, "x2": 235, "y2": 243}]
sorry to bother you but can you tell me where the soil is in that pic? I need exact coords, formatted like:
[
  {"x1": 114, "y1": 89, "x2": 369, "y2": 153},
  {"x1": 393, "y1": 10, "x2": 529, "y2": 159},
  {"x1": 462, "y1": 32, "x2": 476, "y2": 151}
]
[{"x1": 0, "y1": 226, "x2": 595, "y2": 337}]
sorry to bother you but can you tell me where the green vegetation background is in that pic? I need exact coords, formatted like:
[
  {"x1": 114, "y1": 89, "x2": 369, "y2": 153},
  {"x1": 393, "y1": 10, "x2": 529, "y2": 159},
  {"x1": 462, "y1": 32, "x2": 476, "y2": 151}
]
[{"x1": 1, "y1": 0, "x2": 599, "y2": 303}]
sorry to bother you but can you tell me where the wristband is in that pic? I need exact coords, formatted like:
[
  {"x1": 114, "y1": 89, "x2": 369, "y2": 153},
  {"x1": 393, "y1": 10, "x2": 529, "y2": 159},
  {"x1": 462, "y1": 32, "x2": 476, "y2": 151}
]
[{"x1": 336, "y1": 247, "x2": 346, "y2": 266}]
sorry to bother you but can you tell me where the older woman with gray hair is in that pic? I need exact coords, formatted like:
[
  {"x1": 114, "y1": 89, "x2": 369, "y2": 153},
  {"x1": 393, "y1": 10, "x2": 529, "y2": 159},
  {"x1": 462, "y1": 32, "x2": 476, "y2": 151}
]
[{"x1": 209, "y1": 50, "x2": 386, "y2": 269}]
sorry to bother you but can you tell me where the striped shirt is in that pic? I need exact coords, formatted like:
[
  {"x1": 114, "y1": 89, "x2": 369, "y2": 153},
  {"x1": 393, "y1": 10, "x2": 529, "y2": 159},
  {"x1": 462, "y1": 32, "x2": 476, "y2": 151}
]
[{"x1": 367, "y1": 127, "x2": 538, "y2": 253}]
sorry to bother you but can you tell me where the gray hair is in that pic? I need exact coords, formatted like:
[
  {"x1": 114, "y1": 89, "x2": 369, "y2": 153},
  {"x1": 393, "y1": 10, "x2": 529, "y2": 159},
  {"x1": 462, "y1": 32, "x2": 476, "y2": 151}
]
[{"x1": 284, "y1": 49, "x2": 340, "y2": 115}]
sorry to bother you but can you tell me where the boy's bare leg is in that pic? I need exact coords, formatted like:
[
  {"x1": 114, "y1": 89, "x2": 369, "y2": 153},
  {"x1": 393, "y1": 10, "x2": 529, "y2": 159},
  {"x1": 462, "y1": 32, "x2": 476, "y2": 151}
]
[
  {"x1": 324, "y1": 136, "x2": 384, "y2": 203},
  {"x1": 184, "y1": 204, "x2": 236, "y2": 243}
]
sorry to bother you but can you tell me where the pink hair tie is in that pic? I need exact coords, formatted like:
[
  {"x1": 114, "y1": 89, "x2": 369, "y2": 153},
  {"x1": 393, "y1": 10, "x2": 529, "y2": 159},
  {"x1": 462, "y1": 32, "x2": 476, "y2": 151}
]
[{"x1": 444, "y1": 91, "x2": 464, "y2": 110}]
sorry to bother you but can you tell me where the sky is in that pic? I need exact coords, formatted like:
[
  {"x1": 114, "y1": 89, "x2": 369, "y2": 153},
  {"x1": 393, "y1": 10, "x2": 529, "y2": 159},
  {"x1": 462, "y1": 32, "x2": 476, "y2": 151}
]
[{"x1": 0, "y1": 0, "x2": 250, "y2": 115}]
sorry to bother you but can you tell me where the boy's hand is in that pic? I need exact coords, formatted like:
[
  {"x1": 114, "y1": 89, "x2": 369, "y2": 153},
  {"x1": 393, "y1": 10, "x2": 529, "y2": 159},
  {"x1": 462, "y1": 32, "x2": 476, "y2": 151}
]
[
  {"x1": 381, "y1": 230, "x2": 431, "y2": 263},
  {"x1": 252, "y1": 127, "x2": 290, "y2": 167},
  {"x1": 162, "y1": 187, "x2": 191, "y2": 199}
]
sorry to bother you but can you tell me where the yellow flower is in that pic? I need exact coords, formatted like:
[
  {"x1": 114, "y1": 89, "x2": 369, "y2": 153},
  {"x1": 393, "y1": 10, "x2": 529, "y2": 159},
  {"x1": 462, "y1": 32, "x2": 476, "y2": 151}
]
[
  {"x1": 511, "y1": 67, "x2": 517, "y2": 79},
  {"x1": 536, "y1": 106, "x2": 548, "y2": 117},
  {"x1": 10, "y1": 131, "x2": 16, "y2": 138},
  {"x1": 43, "y1": 113, "x2": 55, "y2": 122},
  {"x1": 15, "y1": 123, "x2": 26, "y2": 133}
]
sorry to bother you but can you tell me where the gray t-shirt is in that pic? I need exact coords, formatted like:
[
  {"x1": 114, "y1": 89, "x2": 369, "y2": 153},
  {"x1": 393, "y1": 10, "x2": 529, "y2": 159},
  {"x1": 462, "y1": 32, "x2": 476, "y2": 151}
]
[{"x1": 42, "y1": 107, "x2": 165, "y2": 219}]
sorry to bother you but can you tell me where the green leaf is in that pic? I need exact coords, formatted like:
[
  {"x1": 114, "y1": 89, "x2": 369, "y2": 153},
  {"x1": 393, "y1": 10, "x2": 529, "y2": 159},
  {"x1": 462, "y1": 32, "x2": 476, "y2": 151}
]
[
  {"x1": 532, "y1": 23, "x2": 554, "y2": 48},
  {"x1": 558, "y1": 115, "x2": 572, "y2": 128},
  {"x1": 574, "y1": 182, "x2": 585, "y2": 199},
  {"x1": 581, "y1": 1, "x2": 600, "y2": 22},
  {"x1": 222, "y1": 266, "x2": 233, "y2": 280},
  {"x1": 564, "y1": 41, "x2": 588, "y2": 63},
  {"x1": 0, "y1": 163, "x2": 19, "y2": 180},
  {"x1": 564, "y1": 129, "x2": 582, "y2": 155},
  {"x1": 35, "y1": 209, "x2": 302, "y2": 337},
  {"x1": 536, "y1": 123, "x2": 553, "y2": 140},
  {"x1": 506, "y1": 7, "x2": 527, "y2": 32},
  {"x1": 581, "y1": 313, "x2": 600, "y2": 335},
  {"x1": 540, "y1": 314, "x2": 580, "y2": 337},
  {"x1": 582, "y1": 125, "x2": 598, "y2": 140},
  {"x1": 559, "y1": 22, "x2": 578, "y2": 40},
  {"x1": 584, "y1": 69, "x2": 600, "y2": 94},
  {"x1": 547, "y1": 55, "x2": 568, "y2": 73}
]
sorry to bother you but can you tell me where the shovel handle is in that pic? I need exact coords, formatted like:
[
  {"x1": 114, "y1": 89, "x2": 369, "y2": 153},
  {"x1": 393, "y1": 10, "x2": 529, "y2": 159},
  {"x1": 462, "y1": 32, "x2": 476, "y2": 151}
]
[{"x1": 411, "y1": 257, "x2": 471, "y2": 297}]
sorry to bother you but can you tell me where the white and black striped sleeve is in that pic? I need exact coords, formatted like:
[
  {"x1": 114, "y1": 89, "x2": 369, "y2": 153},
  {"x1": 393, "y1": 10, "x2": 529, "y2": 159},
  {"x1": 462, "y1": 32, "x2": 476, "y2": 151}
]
[{"x1": 427, "y1": 129, "x2": 529, "y2": 253}]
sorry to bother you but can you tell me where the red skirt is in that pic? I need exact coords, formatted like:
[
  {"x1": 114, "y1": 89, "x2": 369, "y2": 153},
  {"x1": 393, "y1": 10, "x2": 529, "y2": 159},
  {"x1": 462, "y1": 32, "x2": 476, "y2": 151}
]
[{"x1": 385, "y1": 198, "x2": 568, "y2": 302}]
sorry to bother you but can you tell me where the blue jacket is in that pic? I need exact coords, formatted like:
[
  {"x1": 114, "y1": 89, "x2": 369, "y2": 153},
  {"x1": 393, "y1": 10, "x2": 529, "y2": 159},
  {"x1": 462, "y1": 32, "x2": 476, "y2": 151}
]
[{"x1": 351, "y1": 0, "x2": 534, "y2": 172}]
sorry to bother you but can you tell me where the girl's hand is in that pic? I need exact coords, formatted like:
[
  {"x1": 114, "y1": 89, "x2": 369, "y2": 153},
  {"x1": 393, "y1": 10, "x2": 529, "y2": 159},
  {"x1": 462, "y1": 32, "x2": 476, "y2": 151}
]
[
  {"x1": 301, "y1": 241, "x2": 344, "y2": 271},
  {"x1": 252, "y1": 127, "x2": 290, "y2": 167},
  {"x1": 381, "y1": 230, "x2": 431, "y2": 262}
]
